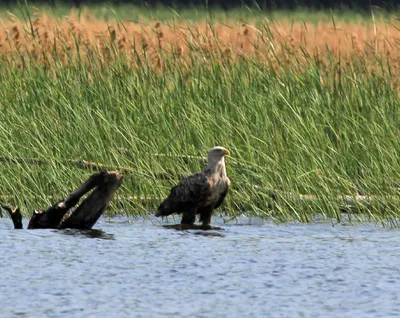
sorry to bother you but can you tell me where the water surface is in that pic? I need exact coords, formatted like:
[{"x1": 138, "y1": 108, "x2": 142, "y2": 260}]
[{"x1": 1, "y1": 216, "x2": 399, "y2": 318}]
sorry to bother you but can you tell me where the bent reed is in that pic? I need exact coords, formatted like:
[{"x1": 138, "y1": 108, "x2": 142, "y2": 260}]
[{"x1": 0, "y1": 6, "x2": 399, "y2": 224}]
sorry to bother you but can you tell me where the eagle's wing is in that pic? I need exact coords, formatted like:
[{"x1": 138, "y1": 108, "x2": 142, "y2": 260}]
[
  {"x1": 214, "y1": 184, "x2": 229, "y2": 209},
  {"x1": 199, "y1": 177, "x2": 230, "y2": 225},
  {"x1": 156, "y1": 170, "x2": 211, "y2": 216}
]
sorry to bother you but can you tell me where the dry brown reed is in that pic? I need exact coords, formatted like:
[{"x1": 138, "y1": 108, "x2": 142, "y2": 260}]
[{"x1": 1, "y1": 9, "x2": 400, "y2": 75}]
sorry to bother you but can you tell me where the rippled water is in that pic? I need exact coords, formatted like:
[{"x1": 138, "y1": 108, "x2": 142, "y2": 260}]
[{"x1": 1, "y1": 216, "x2": 400, "y2": 318}]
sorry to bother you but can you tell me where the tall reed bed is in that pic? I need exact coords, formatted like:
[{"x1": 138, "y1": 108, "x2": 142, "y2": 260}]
[{"x1": 0, "y1": 7, "x2": 399, "y2": 223}]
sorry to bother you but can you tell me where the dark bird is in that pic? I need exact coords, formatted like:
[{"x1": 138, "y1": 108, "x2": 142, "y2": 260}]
[{"x1": 156, "y1": 146, "x2": 231, "y2": 227}]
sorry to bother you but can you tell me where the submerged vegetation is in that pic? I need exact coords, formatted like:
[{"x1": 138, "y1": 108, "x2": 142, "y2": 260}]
[{"x1": 0, "y1": 5, "x2": 399, "y2": 223}]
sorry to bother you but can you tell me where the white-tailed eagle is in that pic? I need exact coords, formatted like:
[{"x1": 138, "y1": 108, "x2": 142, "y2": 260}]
[{"x1": 156, "y1": 146, "x2": 231, "y2": 227}]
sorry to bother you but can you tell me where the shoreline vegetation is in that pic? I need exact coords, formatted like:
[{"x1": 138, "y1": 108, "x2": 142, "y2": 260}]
[{"x1": 0, "y1": 5, "x2": 399, "y2": 224}]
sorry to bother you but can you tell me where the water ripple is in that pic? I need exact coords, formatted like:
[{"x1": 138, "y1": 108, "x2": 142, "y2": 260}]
[{"x1": 0, "y1": 216, "x2": 399, "y2": 317}]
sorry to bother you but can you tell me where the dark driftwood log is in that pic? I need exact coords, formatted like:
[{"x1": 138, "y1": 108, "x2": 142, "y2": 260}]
[
  {"x1": 0, "y1": 202, "x2": 23, "y2": 229},
  {"x1": 2, "y1": 170, "x2": 123, "y2": 230},
  {"x1": 58, "y1": 171, "x2": 123, "y2": 229},
  {"x1": 28, "y1": 170, "x2": 123, "y2": 229}
]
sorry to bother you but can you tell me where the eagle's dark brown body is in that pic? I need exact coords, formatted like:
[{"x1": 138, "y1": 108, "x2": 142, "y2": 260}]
[{"x1": 156, "y1": 147, "x2": 230, "y2": 226}]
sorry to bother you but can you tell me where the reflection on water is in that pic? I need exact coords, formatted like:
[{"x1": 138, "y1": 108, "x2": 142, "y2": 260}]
[
  {"x1": 162, "y1": 224, "x2": 226, "y2": 237},
  {"x1": 192, "y1": 231, "x2": 225, "y2": 237},
  {"x1": 0, "y1": 216, "x2": 400, "y2": 318},
  {"x1": 58, "y1": 228, "x2": 115, "y2": 240}
]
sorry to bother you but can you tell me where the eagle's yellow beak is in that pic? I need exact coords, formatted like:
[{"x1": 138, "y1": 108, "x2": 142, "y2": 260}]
[{"x1": 224, "y1": 149, "x2": 231, "y2": 156}]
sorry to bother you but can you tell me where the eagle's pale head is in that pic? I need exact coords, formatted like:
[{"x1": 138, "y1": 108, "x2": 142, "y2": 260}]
[
  {"x1": 208, "y1": 146, "x2": 230, "y2": 158},
  {"x1": 207, "y1": 146, "x2": 230, "y2": 172}
]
